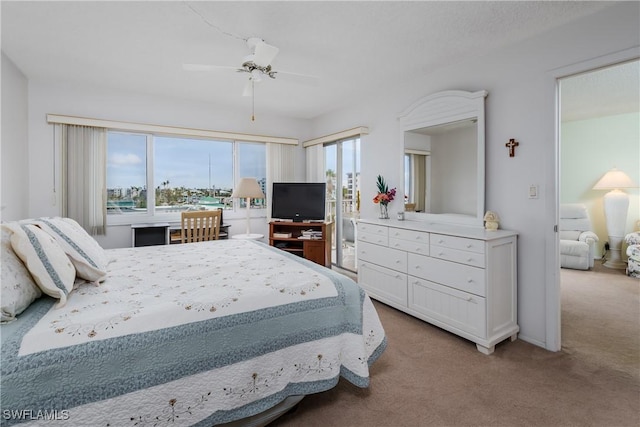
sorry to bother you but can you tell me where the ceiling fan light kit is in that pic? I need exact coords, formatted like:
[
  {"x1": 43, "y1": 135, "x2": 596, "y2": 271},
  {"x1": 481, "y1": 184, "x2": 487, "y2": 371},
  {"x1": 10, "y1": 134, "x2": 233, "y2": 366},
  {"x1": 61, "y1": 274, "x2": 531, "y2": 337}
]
[{"x1": 182, "y1": 8, "x2": 318, "y2": 121}]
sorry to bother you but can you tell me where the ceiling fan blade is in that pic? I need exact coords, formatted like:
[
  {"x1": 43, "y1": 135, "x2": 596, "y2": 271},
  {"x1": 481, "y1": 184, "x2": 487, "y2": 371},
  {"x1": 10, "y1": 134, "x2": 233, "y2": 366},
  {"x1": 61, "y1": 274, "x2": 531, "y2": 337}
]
[
  {"x1": 275, "y1": 70, "x2": 320, "y2": 87},
  {"x1": 253, "y1": 40, "x2": 279, "y2": 67},
  {"x1": 183, "y1": 64, "x2": 238, "y2": 72}
]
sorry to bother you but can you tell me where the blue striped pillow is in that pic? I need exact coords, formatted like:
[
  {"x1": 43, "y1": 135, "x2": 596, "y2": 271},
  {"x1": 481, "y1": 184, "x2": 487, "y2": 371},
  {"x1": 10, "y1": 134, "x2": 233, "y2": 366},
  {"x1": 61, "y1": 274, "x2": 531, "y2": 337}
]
[
  {"x1": 33, "y1": 217, "x2": 107, "y2": 282},
  {"x1": 5, "y1": 223, "x2": 75, "y2": 308}
]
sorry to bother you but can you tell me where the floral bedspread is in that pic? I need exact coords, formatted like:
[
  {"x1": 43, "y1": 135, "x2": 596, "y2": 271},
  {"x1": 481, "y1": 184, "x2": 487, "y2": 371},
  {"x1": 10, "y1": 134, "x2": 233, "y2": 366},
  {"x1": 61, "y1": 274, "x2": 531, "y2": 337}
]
[{"x1": 1, "y1": 240, "x2": 386, "y2": 426}]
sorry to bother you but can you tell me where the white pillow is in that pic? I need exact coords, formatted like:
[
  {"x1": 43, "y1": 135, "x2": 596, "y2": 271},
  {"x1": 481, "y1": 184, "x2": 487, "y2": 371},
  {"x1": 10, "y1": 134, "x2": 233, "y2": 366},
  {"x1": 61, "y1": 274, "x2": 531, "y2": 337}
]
[
  {"x1": 5, "y1": 223, "x2": 76, "y2": 308},
  {"x1": 1, "y1": 227, "x2": 42, "y2": 322},
  {"x1": 32, "y1": 217, "x2": 108, "y2": 282}
]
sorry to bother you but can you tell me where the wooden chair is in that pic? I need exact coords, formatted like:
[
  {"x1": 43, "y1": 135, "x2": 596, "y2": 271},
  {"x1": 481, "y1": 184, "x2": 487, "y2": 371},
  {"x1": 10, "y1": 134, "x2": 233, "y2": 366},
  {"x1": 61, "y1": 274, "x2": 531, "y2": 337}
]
[{"x1": 180, "y1": 210, "x2": 221, "y2": 243}]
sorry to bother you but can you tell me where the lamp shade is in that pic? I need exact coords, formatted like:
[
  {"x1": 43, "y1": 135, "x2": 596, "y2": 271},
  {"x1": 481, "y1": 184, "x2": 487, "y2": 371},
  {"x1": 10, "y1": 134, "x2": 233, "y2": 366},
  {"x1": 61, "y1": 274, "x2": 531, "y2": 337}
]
[
  {"x1": 592, "y1": 168, "x2": 637, "y2": 190},
  {"x1": 232, "y1": 178, "x2": 265, "y2": 199}
]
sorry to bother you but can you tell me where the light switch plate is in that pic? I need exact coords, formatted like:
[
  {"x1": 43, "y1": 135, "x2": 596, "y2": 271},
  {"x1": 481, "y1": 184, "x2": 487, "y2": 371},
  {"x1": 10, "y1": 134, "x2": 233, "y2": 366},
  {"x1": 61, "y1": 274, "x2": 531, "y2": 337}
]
[{"x1": 528, "y1": 184, "x2": 538, "y2": 199}]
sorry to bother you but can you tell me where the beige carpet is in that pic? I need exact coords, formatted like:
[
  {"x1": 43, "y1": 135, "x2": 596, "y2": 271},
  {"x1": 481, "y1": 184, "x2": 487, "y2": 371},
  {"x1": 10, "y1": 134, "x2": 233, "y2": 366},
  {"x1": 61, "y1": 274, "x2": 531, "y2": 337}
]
[
  {"x1": 271, "y1": 264, "x2": 640, "y2": 427},
  {"x1": 561, "y1": 262, "x2": 639, "y2": 379}
]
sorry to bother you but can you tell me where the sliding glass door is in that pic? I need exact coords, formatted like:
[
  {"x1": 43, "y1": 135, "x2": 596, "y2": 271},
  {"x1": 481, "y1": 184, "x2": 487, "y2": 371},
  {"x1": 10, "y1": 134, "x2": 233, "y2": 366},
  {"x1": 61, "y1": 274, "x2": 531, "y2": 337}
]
[{"x1": 325, "y1": 138, "x2": 360, "y2": 271}]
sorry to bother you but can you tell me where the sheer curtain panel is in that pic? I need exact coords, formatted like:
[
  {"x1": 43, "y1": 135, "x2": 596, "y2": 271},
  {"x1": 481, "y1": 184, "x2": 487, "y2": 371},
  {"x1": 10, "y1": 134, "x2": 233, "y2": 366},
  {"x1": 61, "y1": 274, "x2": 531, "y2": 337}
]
[
  {"x1": 266, "y1": 143, "x2": 297, "y2": 220},
  {"x1": 305, "y1": 144, "x2": 324, "y2": 183},
  {"x1": 60, "y1": 124, "x2": 107, "y2": 235}
]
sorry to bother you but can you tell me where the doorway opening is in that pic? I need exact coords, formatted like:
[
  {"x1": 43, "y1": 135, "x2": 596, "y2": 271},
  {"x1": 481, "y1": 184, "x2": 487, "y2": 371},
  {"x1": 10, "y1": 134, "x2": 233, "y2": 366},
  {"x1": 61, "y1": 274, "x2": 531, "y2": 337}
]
[
  {"x1": 325, "y1": 138, "x2": 360, "y2": 272},
  {"x1": 557, "y1": 59, "x2": 639, "y2": 366}
]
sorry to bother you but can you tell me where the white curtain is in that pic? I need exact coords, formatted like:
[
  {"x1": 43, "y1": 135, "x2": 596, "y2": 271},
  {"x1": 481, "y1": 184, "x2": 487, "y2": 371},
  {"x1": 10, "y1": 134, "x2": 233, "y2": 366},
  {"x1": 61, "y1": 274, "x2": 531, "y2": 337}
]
[
  {"x1": 60, "y1": 124, "x2": 107, "y2": 235},
  {"x1": 266, "y1": 143, "x2": 297, "y2": 220},
  {"x1": 412, "y1": 154, "x2": 427, "y2": 212},
  {"x1": 305, "y1": 144, "x2": 324, "y2": 182}
]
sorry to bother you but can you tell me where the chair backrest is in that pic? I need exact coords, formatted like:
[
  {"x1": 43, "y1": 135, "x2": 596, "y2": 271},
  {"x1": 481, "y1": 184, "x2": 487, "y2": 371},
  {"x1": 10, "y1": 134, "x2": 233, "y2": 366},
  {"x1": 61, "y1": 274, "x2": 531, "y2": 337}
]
[
  {"x1": 180, "y1": 210, "x2": 221, "y2": 243},
  {"x1": 559, "y1": 203, "x2": 593, "y2": 240}
]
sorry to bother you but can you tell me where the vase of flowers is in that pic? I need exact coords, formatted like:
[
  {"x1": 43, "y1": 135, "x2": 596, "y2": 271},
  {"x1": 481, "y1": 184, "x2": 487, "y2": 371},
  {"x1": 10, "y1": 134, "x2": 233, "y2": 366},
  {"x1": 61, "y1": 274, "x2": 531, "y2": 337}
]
[{"x1": 373, "y1": 175, "x2": 396, "y2": 219}]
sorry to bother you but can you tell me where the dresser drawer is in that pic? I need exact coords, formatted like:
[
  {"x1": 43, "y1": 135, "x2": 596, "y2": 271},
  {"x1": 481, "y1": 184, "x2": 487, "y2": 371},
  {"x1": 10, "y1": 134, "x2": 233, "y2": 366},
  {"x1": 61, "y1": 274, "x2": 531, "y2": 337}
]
[
  {"x1": 358, "y1": 231, "x2": 389, "y2": 246},
  {"x1": 430, "y1": 245, "x2": 485, "y2": 268},
  {"x1": 389, "y1": 238, "x2": 430, "y2": 256},
  {"x1": 408, "y1": 253, "x2": 485, "y2": 296},
  {"x1": 409, "y1": 277, "x2": 486, "y2": 338},
  {"x1": 388, "y1": 227, "x2": 430, "y2": 244},
  {"x1": 358, "y1": 261, "x2": 408, "y2": 306},
  {"x1": 358, "y1": 241, "x2": 407, "y2": 273},
  {"x1": 431, "y1": 234, "x2": 484, "y2": 254},
  {"x1": 357, "y1": 222, "x2": 388, "y2": 238}
]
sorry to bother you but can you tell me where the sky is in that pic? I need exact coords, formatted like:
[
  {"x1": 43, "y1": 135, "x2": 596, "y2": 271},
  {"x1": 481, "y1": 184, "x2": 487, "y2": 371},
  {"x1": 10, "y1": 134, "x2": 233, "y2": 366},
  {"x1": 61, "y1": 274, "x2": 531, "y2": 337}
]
[
  {"x1": 107, "y1": 133, "x2": 358, "y2": 191},
  {"x1": 107, "y1": 133, "x2": 265, "y2": 190}
]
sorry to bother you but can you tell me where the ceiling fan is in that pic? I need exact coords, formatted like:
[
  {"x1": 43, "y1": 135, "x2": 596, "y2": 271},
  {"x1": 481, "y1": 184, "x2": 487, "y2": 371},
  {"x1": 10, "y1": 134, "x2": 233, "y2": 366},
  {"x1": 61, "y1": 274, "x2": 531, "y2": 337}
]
[{"x1": 183, "y1": 38, "x2": 318, "y2": 119}]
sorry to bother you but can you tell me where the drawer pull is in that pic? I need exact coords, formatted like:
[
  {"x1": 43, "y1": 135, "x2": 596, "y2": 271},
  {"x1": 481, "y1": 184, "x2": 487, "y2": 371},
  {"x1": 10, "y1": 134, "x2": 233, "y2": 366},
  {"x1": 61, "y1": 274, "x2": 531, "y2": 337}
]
[
  {"x1": 438, "y1": 239, "x2": 444, "y2": 244},
  {"x1": 416, "y1": 247, "x2": 422, "y2": 252},
  {"x1": 438, "y1": 252, "x2": 444, "y2": 256},
  {"x1": 395, "y1": 260, "x2": 401, "y2": 264},
  {"x1": 466, "y1": 244, "x2": 473, "y2": 248},
  {"x1": 394, "y1": 243, "x2": 400, "y2": 247},
  {"x1": 467, "y1": 278, "x2": 474, "y2": 283},
  {"x1": 467, "y1": 257, "x2": 473, "y2": 262},
  {"x1": 395, "y1": 275, "x2": 401, "y2": 279}
]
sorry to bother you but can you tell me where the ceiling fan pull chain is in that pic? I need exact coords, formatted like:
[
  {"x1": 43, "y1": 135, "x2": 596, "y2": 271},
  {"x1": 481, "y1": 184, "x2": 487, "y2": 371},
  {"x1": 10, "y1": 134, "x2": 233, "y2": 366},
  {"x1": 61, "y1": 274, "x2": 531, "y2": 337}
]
[{"x1": 251, "y1": 79, "x2": 255, "y2": 121}]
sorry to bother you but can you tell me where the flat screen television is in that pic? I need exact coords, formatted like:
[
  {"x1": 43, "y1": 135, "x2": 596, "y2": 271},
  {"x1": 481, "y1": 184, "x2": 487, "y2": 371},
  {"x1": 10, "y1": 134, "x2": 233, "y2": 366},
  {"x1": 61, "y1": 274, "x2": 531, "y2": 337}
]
[{"x1": 271, "y1": 182, "x2": 326, "y2": 222}]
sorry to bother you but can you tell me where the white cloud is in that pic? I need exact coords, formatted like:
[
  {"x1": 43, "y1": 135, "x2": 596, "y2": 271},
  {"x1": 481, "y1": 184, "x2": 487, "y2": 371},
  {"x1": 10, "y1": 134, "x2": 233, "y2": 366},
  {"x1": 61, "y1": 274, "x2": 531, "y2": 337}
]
[{"x1": 110, "y1": 153, "x2": 142, "y2": 165}]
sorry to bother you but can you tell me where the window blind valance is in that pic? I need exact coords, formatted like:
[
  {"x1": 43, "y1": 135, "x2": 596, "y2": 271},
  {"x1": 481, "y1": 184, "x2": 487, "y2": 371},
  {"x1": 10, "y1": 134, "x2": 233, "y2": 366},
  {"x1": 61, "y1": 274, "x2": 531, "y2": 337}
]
[
  {"x1": 47, "y1": 114, "x2": 299, "y2": 145},
  {"x1": 302, "y1": 126, "x2": 368, "y2": 147}
]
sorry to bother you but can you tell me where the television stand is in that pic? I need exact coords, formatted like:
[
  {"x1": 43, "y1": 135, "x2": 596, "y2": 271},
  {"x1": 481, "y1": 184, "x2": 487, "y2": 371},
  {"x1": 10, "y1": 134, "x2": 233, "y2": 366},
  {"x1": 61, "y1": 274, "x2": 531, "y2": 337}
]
[{"x1": 269, "y1": 221, "x2": 333, "y2": 267}]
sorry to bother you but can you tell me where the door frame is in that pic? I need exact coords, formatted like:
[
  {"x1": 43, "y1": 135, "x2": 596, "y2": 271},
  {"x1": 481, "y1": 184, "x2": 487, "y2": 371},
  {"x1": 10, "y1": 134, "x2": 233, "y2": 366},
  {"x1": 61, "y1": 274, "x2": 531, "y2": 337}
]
[{"x1": 547, "y1": 47, "x2": 640, "y2": 351}]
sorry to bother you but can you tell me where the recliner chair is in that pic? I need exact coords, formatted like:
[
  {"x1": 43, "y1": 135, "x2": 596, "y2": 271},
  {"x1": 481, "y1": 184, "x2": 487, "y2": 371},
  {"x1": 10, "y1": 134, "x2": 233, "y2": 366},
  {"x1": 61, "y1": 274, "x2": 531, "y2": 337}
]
[{"x1": 559, "y1": 204, "x2": 599, "y2": 270}]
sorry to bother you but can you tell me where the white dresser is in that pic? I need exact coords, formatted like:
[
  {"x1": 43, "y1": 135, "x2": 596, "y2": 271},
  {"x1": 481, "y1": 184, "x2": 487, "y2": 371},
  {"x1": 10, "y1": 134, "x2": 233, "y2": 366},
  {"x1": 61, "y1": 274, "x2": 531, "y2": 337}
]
[{"x1": 357, "y1": 219, "x2": 518, "y2": 354}]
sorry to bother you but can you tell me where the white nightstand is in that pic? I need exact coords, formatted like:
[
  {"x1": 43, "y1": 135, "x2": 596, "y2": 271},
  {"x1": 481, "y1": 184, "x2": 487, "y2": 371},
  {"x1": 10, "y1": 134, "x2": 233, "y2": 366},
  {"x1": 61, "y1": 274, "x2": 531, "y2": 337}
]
[{"x1": 232, "y1": 233, "x2": 264, "y2": 240}]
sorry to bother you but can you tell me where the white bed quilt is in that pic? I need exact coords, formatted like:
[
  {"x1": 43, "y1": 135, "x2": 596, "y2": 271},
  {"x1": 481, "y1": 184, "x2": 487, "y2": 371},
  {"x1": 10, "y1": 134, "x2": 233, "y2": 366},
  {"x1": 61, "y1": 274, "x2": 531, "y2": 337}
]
[{"x1": 1, "y1": 240, "x2": 386, "y2": 426}]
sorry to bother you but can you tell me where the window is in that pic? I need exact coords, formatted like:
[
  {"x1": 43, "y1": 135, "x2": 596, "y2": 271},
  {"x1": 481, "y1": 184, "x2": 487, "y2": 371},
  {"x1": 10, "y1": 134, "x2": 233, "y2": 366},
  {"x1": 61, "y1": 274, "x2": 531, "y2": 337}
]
[
  {"x1": 107, "y1": 132, "x2": 148, "y2": 214},
  {"x1": 107, "y1": 132, "x2": 266, "y2": 220}
]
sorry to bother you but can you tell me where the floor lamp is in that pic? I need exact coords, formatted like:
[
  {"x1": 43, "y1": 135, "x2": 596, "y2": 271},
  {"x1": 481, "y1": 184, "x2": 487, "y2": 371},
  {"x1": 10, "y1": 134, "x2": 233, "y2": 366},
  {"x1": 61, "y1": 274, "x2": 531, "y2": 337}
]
[
  {"x1": 231, "y1": 178, "x2": 265, "y2": 240},
  {"x1": 592, "y1": 168, "x2": 638, "y2": 269}
]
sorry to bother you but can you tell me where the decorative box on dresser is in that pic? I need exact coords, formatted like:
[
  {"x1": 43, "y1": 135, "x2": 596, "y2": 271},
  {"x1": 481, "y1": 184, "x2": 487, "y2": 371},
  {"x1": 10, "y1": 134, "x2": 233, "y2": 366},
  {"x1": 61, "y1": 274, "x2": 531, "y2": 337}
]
[{"x1": 357, "y1": 219, "x2": 518, "y2": 354}]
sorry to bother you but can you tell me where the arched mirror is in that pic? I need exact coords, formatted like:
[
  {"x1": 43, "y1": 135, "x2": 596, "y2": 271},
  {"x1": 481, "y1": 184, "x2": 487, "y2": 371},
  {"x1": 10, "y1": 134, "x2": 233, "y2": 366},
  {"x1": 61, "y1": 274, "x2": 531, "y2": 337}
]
[{"x1": 398, "y1": 90, "x2": 487, "y2": 227}]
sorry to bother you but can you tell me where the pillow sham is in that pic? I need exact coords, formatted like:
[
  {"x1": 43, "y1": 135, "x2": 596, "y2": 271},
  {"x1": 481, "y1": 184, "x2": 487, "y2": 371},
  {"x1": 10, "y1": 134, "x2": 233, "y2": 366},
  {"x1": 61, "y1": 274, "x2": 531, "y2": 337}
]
[
  {"x1": 4, "y1": 222, "x2": 75, "y2": 308},
  {"x1": 32, "y1": 217, "x2": 108, "y2": 282},
  {"x1": 0, "y1": 227, "x2": 42, "y2": 322}
]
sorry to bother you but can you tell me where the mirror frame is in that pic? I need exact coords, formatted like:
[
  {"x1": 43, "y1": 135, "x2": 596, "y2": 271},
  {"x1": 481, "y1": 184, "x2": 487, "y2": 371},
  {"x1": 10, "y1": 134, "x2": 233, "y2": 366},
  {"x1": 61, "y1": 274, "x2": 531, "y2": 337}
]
[{"x1": 398, "y1": 90, "x2": 488, "y2": 227}]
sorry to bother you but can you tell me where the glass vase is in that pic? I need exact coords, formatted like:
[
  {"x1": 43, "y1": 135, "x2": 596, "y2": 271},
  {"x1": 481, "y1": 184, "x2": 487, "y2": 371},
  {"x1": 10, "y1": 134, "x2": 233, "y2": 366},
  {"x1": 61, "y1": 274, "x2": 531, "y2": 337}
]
[{"x1": 379, "y1": 203, "x2": 389, "y2": 219}]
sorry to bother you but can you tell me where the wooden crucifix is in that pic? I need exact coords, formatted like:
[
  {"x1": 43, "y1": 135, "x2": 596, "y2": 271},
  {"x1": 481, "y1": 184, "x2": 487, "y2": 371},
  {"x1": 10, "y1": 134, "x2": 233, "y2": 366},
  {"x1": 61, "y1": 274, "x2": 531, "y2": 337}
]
[{"x1": 506, "y1": 139, "x2": 519, "y2": 157}]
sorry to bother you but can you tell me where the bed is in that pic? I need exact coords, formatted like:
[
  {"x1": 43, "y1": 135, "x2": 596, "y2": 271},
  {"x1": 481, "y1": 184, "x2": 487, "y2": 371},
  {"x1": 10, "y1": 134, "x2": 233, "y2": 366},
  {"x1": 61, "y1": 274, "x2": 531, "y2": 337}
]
[{"x1": 1, "y1": 218, "x2": 386, "y2": 426}]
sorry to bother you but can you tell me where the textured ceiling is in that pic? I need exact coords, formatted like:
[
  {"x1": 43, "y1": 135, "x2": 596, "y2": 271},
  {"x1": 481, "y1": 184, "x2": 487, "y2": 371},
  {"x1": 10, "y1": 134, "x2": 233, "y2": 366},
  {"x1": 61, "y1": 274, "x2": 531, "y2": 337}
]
[
  {"x1": 560, "y1": 60, "x2": 639, "y2": 122},
  {"x1": 2, "y1": 1, "x2": 634, "y2": 120}
]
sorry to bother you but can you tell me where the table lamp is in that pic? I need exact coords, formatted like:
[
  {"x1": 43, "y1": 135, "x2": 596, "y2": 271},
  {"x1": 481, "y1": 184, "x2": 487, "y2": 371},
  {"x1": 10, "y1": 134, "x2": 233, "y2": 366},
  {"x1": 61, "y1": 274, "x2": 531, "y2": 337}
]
[
  {"x1": 592, "y1": 168, "x2": 638, "y2": 269},
  {"x1": 231, "y1": 178, "x2": 265, "y2": 238}
]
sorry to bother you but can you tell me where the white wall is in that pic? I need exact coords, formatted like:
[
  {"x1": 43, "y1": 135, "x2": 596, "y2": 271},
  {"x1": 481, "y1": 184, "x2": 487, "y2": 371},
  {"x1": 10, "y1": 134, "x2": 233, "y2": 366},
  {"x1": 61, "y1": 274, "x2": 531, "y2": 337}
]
[
  {"x1": 309, "y1": 3, "x2": 640, "y2": 349},
  {"x1": 25, "y1": 81, "x2": 311, "y2": 248},
  {"x1": 1, "y1": 53, "x2": 29, "y2": 221},
  {"x1": 562, "y1": 112, "x2": 640, "y2": 258}
]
